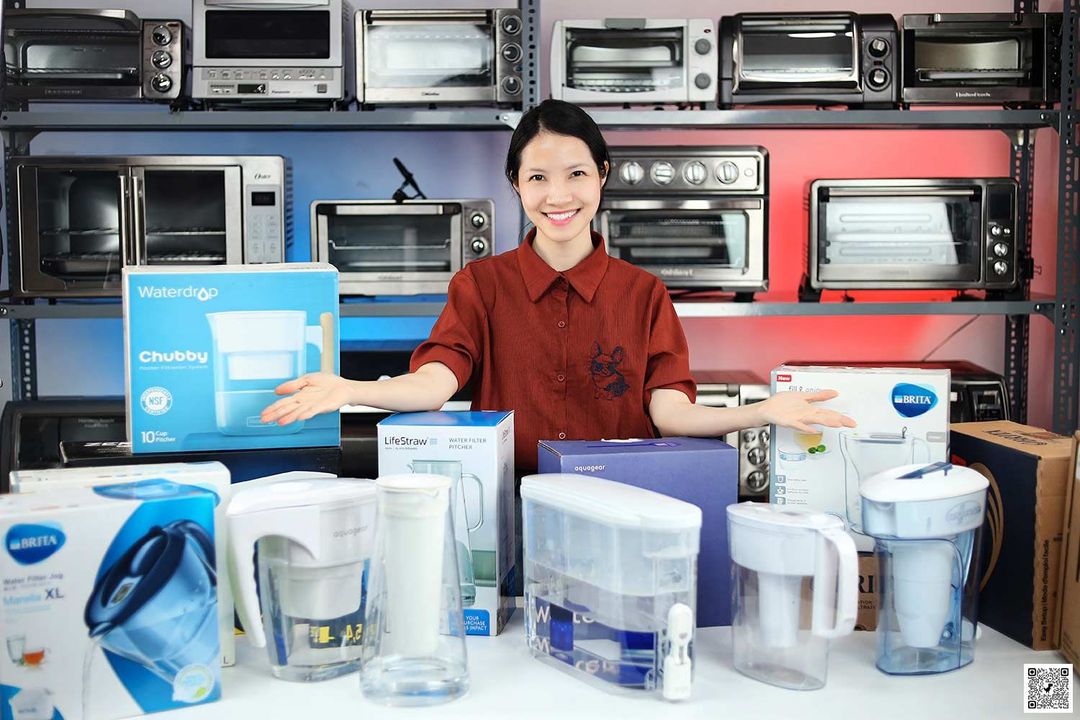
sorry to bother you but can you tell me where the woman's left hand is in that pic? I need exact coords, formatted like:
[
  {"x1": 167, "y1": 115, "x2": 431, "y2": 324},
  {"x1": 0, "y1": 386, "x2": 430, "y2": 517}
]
[{"x1": 754, "y1": 389, "x2": 856, "y2": 433}]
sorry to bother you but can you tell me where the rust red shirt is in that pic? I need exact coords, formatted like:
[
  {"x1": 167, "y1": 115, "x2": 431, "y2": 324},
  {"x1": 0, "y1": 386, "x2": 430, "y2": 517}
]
[{"x1": 410, "y1": 230, "x2": 695, "y2": 471}]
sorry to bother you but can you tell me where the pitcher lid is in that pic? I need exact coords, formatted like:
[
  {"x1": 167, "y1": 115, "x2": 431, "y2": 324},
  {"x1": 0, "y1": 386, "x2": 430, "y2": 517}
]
[
  {"x1": 227, "y1": 476, "x2": 376, "y2": 515},
  {"x1": 727, "y1": 501, "x2": 845, "y2": 534},
  {"x1": 860, "y1": 462, "x2": 989, "y2": 503},
  {"x1": 520, "y1": 474, "x2": 701, "y2": 531}
]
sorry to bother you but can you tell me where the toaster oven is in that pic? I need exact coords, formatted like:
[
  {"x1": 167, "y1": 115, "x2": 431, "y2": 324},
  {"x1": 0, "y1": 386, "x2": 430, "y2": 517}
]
[
  {"x1": 12, "y1": 155, "x2": 289, "y2": 297},
  {"x1": 902, "y1": 13, "x2": 1062, "y2": 106},
  {"x1": 807, "y1": 178, "x2": 1020, "y2": 293},
  {"x1": 192, "y1": 0, "x2": 345, "y2": 103},
  {"x1": 355, "y1": 8, "x2": 523, "y2": 106},
  {"x1": 719, "y1": 12, "x2": 898, "y2": 108},
  {"x1": 2, "y1": 9, "x2": 183, "y2": 104},
  {"x1": 311, "y1": 199, "x2": 493, "y2": 295},
  {"x1": 694, "y1": 371, "x2": 771, "y2": 499},
  {"x1": 551, "y1": 18, "x2": 717, "y2": 105}
]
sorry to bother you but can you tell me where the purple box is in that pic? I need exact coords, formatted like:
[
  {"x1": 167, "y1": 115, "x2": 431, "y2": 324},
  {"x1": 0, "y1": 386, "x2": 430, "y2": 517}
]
[{"x1": 537, "y1": 437, "x2": 738, "y2": 627}]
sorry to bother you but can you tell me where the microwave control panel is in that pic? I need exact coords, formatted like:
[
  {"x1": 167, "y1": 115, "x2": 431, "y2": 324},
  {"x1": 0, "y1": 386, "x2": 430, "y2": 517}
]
[
  {"x1": 244, "y1": 186, "x2": 284, "y2": 262},
  {"x1": 195, "y1": 67, "x2": 344, "y2": 101}
]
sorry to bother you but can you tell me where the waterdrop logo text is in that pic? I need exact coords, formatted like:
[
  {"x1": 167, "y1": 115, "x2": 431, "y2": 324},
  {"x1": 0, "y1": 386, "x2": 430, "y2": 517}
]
[
  {"x1": 6, "y1": 523, "x2": 65, "y2": 565},
  {"x1": 891, "y1": 383, "x2": 939, "y2": 418},
  {"x1": 137, "y1": 285, "x2": 219, "y2": 302}
]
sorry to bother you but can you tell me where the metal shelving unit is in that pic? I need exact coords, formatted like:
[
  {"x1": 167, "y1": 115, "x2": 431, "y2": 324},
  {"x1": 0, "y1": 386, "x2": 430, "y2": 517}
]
[{"x1": 1, "y1": 0, "x2": 1077, "y2": 434}]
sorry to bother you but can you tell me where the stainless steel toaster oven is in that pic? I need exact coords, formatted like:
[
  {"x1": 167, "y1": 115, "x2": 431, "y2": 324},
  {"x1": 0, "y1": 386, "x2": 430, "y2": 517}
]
[
  {"x1": 311, "y1": 199, "x2": 493, "y2": 295},
  {"x1": 2, "y1": 9, "x2": 183, "y2": 104},
  {"x1": 694, "y1": 371, "x2": 771, "y2": 499}
]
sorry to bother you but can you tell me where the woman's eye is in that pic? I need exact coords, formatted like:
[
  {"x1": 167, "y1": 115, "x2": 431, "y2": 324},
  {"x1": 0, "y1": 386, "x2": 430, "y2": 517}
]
[
  {"x1": 529, "y1": 174, "x2": 544, "y2": 182},
  {"x1": 571, "y1": 170, "x2": 587, "y2": 178}
]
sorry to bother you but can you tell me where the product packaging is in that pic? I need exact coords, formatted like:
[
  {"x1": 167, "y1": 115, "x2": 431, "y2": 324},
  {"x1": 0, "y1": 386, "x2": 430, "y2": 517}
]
[{"x1": 1057, "y1": 431, "x2": 1080, "y2": 664}]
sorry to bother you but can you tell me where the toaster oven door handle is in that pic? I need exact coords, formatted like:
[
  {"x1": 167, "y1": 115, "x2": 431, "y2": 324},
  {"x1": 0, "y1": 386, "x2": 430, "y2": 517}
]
[
  {"x1": 366, "y1": 9, "x2": 491, "y2": 23},
  {"x1": 929, "y1": 13, "x2": 1022, "y2": 25},
  {"x1": 824, "y1": 188, "x2": 978, "y2": 198},
  {"x1": 118, "y1": 175, "x2": 133, "y2": 267},
  {"x1": 130, "y1": 175, "x2": 145, "y2": 266},
  {"x1": 203, "y1": 0, "x2": 329, "y2": 7},
  {"x1": 602, "y1": 199, "x2": 763, "y2": 211},
  {"x1": 328, "y1": 204, "x2": 458, "y2": 216}
]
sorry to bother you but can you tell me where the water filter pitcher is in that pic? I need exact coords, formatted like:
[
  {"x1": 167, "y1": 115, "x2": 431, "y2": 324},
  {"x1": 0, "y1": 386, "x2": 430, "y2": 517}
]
[
  {"x1": 227, "y1": 476, "x2": 376, "y2": 682},
  {"x1": 207, "y1": 310, "x2": 334, "y2": 436},
  {"x1": 840, "y1": 428, "x2": 929, "y2": 531},
  {"x1": 727, "y1": 502, "x2": 858, "y2": 690},
  {"x1": 521, "y1": 474, "x2": 701, "y2": 702},
  {"x1": 360, "y1": 474, "x2": 469, "y2": 706},
  {"x1": 407, "y1": 459, "x2": 484, "y2": 605},
  {"x1": 860, "y1": 463, "x2": 988, "y2": 675}
]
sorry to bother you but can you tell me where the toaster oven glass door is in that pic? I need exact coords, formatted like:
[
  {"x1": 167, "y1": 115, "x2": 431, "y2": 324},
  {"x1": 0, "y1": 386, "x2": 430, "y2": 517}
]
[
  {"x1": 5, "y1": 24, "x2": 142, "y2": 86},
  {"x1": 205, "y1": 10, "x2": 331, "y2": 59},
  {"x1": 816, "y1": 189, "x2": 983, "y2": 283},
  {"x1": 19, "y1": 166, "x2": 129, "y2": 288},
  {"x1": 319, "y1": 205, "x2": 463, "y2": 279},
  {"x1": 737, "y1": 17, "x2": 859, "y2": 87},
  {"x1": 133, "y1": 167, "x2": 243, "y2": 266},
  {"x1": 564, "y1": 27, "x2": 685, "y2": 93},
  {"x1": 365, "y1": 22, "x2": 495, "y2": 89},
  {"x1": 907, "y1": 32, "x2": 1032, "y2": 86}
]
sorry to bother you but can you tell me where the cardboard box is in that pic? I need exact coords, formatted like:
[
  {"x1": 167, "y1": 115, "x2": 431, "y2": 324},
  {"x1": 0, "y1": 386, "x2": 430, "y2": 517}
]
[
  {"x1": 1055, "y1": 431, "x2": 1080, "y2": 664},
  {"x1": 770, "y1": 365, "x2": 951, "y2": 551},
  {"x1": 537, "y1": 437, "x2": 738, "y2": 627},
  {"x1": 0, "y1": 481, "x2": 220, "y2": 720},
  {"x1": 377, "y1": 411, "x2": 516, "y2": 636},
  {"x1": 951, "y1": 421, "x2": 1074, "y2": 650},
  {"x1": 856, "y1": 552, "x2": 879, "y2": 632},
  {"x1": 8, "y1": 462, "x2": 236, "y2": 667},
  {"x1": 124, "y1": 264, "x2": 340, "y2": 453}
]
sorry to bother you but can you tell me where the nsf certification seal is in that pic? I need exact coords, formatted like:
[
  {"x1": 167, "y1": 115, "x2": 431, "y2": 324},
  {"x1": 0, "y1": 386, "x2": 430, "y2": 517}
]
[{"x1": 140, "y1": 386, "x2": 173, "y2": 416}]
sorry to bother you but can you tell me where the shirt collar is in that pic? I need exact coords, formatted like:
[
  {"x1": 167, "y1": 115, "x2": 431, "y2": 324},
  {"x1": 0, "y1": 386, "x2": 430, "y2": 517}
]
[{"x1": 518, "y1": 228, "x2": 610, "y2": 303}]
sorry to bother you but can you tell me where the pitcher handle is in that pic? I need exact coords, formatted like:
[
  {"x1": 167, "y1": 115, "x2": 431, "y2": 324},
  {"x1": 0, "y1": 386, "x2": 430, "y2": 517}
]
[
  {"x1": 812, "y1": 525, "x2": 859, "y2": 639},
  {"x1": 305, "y1": 312, "x2": 336, "y2": 374},
  {"x1": 462, "y1": 472, "x2": 484, "y2": 532}
]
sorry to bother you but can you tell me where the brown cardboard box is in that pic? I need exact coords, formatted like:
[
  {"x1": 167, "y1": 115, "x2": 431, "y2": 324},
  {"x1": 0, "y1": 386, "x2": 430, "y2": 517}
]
[
  {"x1": 1056, "y1": 431, "x2": 1080, "y2": 665},
  {"x1": 856, "y1": 552, "x2": 879, "y2": 631},
  {"x1": 951, "y1": 421, "x2": 1073, "y2": 650}
]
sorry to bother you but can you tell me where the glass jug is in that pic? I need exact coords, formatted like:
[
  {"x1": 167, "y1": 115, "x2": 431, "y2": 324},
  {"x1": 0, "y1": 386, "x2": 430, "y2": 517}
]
[
  {"x1": 728, "y1": 502, "x2": 858, "y2": 690},
  {"x1": 206, "y1": 310, "x2": 333, "y2": 436}
]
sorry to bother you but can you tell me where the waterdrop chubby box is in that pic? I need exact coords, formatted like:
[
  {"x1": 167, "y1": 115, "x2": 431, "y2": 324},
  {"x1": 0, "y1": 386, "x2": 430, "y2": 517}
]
[
  {"x1": 770, "y1": 365, "x2": 951, "y2": 551},
  {"x1": 123, "y1": 264, "x2": 340, "y2": 454},
  {"x1": 0, "y1": 481, "x2": 220, "y2": 720}
]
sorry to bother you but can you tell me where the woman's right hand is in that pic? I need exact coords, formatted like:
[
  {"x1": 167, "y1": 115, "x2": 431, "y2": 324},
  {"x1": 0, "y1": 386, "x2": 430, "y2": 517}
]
[{"x1": 260, "y1": 372, "x2": 355, "y2": 426}]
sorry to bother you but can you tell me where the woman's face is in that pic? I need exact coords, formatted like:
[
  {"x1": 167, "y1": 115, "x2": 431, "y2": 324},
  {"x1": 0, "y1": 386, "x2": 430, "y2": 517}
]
[{"x1": 514, "y1": 130, "x2": 607, "y2": 248}]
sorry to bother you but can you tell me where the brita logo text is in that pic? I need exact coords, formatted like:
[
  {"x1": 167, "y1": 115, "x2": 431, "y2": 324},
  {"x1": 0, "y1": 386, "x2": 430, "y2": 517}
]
[
  {"x1": 137, "y1": 285, "x2": 219, "y2": 302},
  {"x1": 6, "y1": 524, "x2": 66, "y2": 565},
  {"x1": 891, "y1": 383, "x2": 939, "y2": 418},
  {"x1": 139, "y1": 350, "x2": 209, "y2": 364},
  {"x1": 383, "y1": 436, "x2": 431, "y2": 447}
]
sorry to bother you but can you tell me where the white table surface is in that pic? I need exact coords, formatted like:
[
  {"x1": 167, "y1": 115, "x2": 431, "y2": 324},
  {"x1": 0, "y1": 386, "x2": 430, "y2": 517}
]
[{"x1": 167, "y1": 614, "x2": 1072, "y2": 720}]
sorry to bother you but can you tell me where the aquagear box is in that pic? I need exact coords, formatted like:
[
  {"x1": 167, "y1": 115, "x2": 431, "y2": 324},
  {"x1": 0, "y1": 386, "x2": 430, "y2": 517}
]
[
  {"x1": 377, "y1": 411, "x2": 515, "y2": 636},
  {"x1": 0, "y1": 481, "x2": 220, "y2": 720},
  {"x1": 8, "y1": 462, "x2": 236, "y2": 667},
  {"x1": 124, "y1": 264, "x2": 340, "y2": 453},
  {"x1": 770, "y1": 365, "x2": 951, "y2": 551},
  {"x1": 536, "y1": 437, "x2": 739, "y2": 627}
]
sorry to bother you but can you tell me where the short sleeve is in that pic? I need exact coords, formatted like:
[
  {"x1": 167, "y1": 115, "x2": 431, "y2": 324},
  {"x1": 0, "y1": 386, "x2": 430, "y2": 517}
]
[
  {"x1": 643, "y1": 281, "x2": 696, "y2": 406},
  {"x1": 409, "y1": 269, "x2": 488, "y2": 391}
]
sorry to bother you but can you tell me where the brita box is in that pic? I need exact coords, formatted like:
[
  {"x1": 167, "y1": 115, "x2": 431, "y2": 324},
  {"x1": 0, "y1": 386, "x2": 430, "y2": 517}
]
[
  {"x1": 770, "y1": 365, "x2": 951, "y2": 551},
  {"x1": 537, "y1": 437, "x2": 738, "y2": 627},
  {"x1": 377, "y1": 411, "x2": 516, "y2": 636},
  {"x1": 0, "y1": 481, "x2": 220, "y2": 720},
  {"x1": 124, "y1": 264, "x2": 340, "y2": 453}
]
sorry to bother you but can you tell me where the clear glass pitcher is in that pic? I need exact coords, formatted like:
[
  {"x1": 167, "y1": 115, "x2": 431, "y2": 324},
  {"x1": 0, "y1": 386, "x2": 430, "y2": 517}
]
[
  {"x1": 407, "y1": 459, "x2": 484, "y2": 603},
  {"x1": 361, "y1": 473, "x2": 469, "y2": 706},
  {"x1": 840, "y1": 428, "x2": 928, "y2": 530},
  {"x1": 206, "y1": 310, "x2": 333, "y2": 436},
  {"x1": 728, "y1": 502, "x2": 858, "y2": 690}
]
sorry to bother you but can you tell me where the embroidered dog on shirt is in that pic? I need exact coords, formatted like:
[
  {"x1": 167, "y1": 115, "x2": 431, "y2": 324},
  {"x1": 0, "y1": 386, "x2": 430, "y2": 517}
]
[{"x1": 589, "y1": 342, "x2": 629, "y2": 400}]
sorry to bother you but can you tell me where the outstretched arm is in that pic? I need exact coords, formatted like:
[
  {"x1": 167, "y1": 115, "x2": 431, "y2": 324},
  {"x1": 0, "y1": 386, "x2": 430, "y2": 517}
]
[{"x1": 648, "y1": 387, "x2": 857, "y2": 437}]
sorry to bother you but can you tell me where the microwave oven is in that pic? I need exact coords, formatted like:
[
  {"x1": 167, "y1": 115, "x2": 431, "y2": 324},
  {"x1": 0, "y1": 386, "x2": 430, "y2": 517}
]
[
  {"x1": 719, "y1": 12, "x2": 899, "y2": 108},
  {"x1": 807, "y1": 178, "x2": 1020, "y2": 293},
  {"x1": 551, "y1": 18, "x2": 717, "y2": 105},
  {"x1": 693, "y1": 371, "x2": 771, "y2": 500},
  {"x1": 311, "y1": 198, "x2": 493, "y2": 295},
  {"x1": 599, "y1": 146, "x2": 768, "y2": 298},
  {"x1": 355, "y1": 8, "x2": 523, "y2": 106},
  {"x1": 901, "y1": 13, "x2": 1062, "y2": 106},
  {"x1": 2, "y1": 9, "x2": 183, "y2": 104},
  {"x1": 12, "y1": 155, "x2": 289, "y2": 298},
  {"x1": 192, "y1": 0, "x2": 345, "y2": 103}
]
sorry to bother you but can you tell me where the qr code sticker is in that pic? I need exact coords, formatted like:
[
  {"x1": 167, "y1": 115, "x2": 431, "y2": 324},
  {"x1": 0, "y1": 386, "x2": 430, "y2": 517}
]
[{"x1": 1024, "y1": 664, "x2": 1073, "y2": 713}]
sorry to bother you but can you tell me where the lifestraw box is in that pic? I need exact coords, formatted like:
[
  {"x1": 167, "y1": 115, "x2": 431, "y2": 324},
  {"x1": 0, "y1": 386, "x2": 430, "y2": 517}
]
[{"x1": 124, "y1": 264, "x2": 339, "y2": 453}]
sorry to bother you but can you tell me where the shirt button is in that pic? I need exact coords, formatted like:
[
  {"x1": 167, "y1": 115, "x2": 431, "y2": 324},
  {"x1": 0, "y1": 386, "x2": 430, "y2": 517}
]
[
  {"x1": 558, "y1": 432, "x2": 567, "y2": 440},
  {"x1": 557, "y1": 320, "x2": 566, "y2": 328},
  {"x1": 556, "y1": 373, "x2": 565, "y2": 383}
]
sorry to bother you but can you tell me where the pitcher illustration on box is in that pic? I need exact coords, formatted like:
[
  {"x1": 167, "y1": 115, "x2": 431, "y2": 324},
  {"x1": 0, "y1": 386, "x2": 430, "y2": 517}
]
[
  {"x1": 207, "y1": 310, "x2": 334, "y2": 436},
  {"x1": 840, "y1": 428, "x2": 929, "y2": 531}
]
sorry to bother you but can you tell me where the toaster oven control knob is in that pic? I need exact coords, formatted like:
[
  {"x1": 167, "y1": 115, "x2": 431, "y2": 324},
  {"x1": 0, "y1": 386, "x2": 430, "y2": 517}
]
[
  {"x1": 990, "y1": 224, "x2": 1002, "y2": 237},
  {"x1": 683, "y1": 161, "x2": 708, "y2": 185},
  {"x1": 650, "y1": 161, "x2": 675, "y2": 185},
  {"x1": 741, "y1": 429, "x2": 756, "y2": 443},
  {"x1": 470, "y1": 238, "x2": 488, "y2": 255},
  {"x1": 760, "y1": 428, "x2": 769, "y2": 444},
  {"x1": 151, "y1": 25, "x2": 172, "y2": 46},
  {"x1": 501, "y1": 15, "x2": 522, "y2": 36},
  {"x1": 618, "y1": 161, "x2": 644, "y2": 186},
  {"x1": 694, "y1": 73, "x2": 712, "y2": 90},
  {"x1": 501, "y1": 43, "x2": 523, "y2": 63},
  {"x1": 151, "y1": 50, "x2": 172, "y2": 70},
  {"x1": 469, "y1": 212, "x2": 487, "y2": 229},
  {"x1": 993, "y1": 260, "x2": 1009, "y2": 276},
  {"x1": 867, "y1": 67, "x2": 890, "y2": 90},
  {"x1": 151, "y1": 73, "x2": 173, "y2": 94},
  {"x1": 716, "y1": 161, "x2": 740, "y2": 184},
  {"x1": 993, "y1": 242, "x2": 1010, "y2": 257},
  {"x1": 746, "y1": 471, "x2": 768, "y2": 492},
  {"x1": 501, "y1": 76, "x2": 523, "y2": 96},
  {"x1": 694, "y1": 38, "x2": 712, "y2": 55},
  {"x1": 747, "y1": 447, "x2": 767, "y2": 466},
  {"x1": 867, "y1": 37, "x2": 889, "y2": 58}
]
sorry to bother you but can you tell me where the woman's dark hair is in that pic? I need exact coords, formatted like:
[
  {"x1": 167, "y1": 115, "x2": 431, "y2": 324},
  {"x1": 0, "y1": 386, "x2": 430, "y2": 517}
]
[{"x1": 504, "y1": 99, "x2": 610, "y2": 187}]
